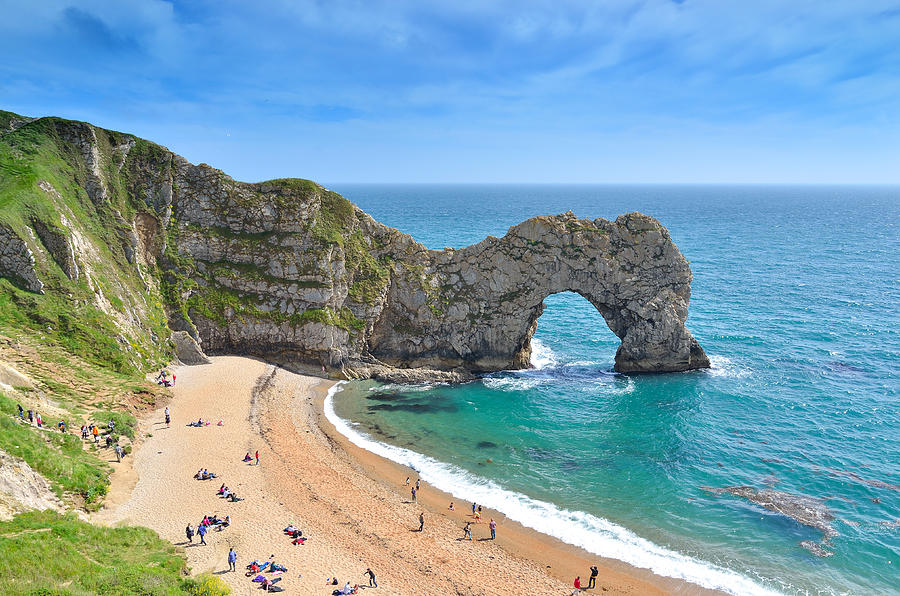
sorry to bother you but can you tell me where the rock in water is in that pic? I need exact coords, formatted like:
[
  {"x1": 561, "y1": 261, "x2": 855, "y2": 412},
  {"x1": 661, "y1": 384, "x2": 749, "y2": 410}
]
[{"x1": 703, "y1": 485, "x2": 839, "y2": 556}]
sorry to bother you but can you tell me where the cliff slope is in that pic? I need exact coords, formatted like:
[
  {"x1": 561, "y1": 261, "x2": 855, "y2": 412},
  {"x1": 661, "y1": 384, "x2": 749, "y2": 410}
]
[{"x1": 0, "y1": 111, "x2": 708, "y2": 379}]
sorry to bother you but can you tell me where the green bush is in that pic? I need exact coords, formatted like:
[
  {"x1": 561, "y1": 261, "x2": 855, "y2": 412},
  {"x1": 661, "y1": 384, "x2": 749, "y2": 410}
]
[{"x1": 0, "y1": 511, "x2": 196, "y2": 596}]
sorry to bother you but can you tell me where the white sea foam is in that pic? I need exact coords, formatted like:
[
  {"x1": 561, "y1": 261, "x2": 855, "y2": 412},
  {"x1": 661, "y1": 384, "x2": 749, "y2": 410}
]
[
  {"x1": 706, "y1": 355, "x2": 751, "y2": 379},
  {"x1": 482, "y1": 376, "x2": 544, "y2": 391},
  {"x1": 325, "y1": 383, "x2": 782, "y2": 596},
  {"x1": 529, "y1": 338, "x2": 558, "y2": 369}
]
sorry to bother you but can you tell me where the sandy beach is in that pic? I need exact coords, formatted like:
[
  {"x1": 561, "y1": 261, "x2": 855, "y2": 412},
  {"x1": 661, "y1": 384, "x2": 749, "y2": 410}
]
[{"x1": 95, "y1": 357, "x2": 713, "y2": 595}]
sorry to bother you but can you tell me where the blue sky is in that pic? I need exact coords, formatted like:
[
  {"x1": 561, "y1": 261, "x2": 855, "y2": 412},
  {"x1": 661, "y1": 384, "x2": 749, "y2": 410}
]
[{"x1": 1, "y1": 0, "x2": 898, "y2": 183}]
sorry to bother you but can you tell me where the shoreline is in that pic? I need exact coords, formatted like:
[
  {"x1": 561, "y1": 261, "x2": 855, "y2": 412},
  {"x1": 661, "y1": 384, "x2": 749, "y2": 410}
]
[
  {"x1": 97, "y1": 357, "x2": 726, "y2": 595},
  {"x1": 315, "y1": 381, "x2": 725, "y2": 596}
]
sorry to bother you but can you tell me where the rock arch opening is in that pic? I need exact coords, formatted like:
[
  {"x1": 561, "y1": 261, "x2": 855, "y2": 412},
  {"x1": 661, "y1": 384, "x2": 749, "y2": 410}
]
[{"x1": 518, "y1": 291, "x2": 620, "y2": 370}]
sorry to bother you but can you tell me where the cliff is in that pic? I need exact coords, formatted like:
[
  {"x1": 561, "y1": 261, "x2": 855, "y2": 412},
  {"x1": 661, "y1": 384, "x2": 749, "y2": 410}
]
[{"x1": 0, "y1": 111, "x2": 708, "y2": 380}]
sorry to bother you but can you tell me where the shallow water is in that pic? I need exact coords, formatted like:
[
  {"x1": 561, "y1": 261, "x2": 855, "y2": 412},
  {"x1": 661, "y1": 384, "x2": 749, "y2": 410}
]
[{"x1": 327, "y1": 184, "x2": 900, "y2": 595}]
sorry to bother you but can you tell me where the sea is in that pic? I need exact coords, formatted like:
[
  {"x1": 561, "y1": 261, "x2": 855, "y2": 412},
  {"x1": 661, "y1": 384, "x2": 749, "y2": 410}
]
[{"x1": 325, "y1": 184, "x2": 899, "y2": 596}]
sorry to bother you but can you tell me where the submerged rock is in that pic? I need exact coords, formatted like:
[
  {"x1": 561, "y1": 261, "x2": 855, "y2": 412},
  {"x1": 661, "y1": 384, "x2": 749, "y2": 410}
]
[{"x1": 703, "y1": 485, "x2": 839, "y2": 556}]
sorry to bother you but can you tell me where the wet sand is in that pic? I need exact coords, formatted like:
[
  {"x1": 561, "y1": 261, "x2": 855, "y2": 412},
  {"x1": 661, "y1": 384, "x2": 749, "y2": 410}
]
[{"x1": 96, "y1": 356, "x2": 718, "y2": 595}]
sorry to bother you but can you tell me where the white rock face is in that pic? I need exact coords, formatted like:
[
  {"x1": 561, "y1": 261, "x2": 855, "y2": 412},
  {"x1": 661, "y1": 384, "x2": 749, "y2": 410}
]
[{"x1": 0, "y1": 449, "x2": 64, "y2": 521}]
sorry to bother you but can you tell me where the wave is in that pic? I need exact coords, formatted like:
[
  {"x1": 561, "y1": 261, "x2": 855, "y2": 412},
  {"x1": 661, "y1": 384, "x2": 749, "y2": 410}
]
[
  {"x1": 529, "y1": 338, "x2": 557, "y2": 369},
  {"x1": 705, "y1": 355, "x2": 751, "y2": 378},
  {"x1": 324, "y1": 383, "x2": 781, "y2": 596}
]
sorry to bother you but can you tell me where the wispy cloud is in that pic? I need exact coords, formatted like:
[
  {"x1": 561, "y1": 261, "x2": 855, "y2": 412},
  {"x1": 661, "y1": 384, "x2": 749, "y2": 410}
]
[{"x1": 0, "y1": 0, "x2": 897, "y2": 182}]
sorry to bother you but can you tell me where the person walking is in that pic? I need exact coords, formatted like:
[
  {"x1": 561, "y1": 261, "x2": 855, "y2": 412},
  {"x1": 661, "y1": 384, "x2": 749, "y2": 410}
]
[
  {"x1": 197, "y1": 522, "x2": 207, "y2": 545},
  {"x1": 411, "y1": 487, "x2": 417, "y2": 502},
  {"x1": 571, "y1": 576, "x2": 582, "y2": 595},
  {"x1": 418, "y1": 512, "x2": 424, "y2": 532},
  {"x1": 92, "y1": 425, "x2": 99, "y2": 443},
  {"x1": 16, "y1": 403, "x2": 23, "y2": 419},
  {"x1": 114, "y1": 444, "x2": 122, "y2": 462},
  {"x1": 472, "y1": 501, "x2": 477, "y2": 515},
  {"x1": 489, "y1": 518, "x2": 496, "y2": 540},
  {"x1": 185, "y1": 523, "x2": 194, "y2": 544},
  {"x1": 164, "y1": 407, "x2": 170, "y2": 426},
  {"x1": 587, "y1": 565, "x2": 598, "y2": 589},
  {"x1": 35, "y1": 412, "x2": 42, "y2": 428},
  {"x1": 365, "y1": 568, "x2": 377, "y2": 588},
  {"x1": 415, "y1": 479, "x2": 420, "y2": 490},
  {"x1": 27, "y1": 409, "x2": 33, "y2": 424},
  {"x1": 228, "y1": 548, "x2": 237, "y2": 572},
  {"x1": 463, "y1": 521, "x2": 472, "y2": 540},
  {"x1": 255, "y1": 450, "x2": 259, "y2": 466},
  {"x1": 405, "y1": 476, "x2": 410, "y2": 486}
]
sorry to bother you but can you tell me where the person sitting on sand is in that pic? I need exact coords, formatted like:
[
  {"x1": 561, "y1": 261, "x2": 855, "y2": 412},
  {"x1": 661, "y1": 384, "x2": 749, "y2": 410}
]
[
  {"x1": 284, "y1": 524, "x2": 298, "y2": 534},
  {"x1": 449, "y1": 502, "x2": 454, "y2": 510},
  {"x1": 243, "y1": 452, "x2": 253, "y2": 462},
  {"x1": 227, "y1": 492, "x2": 242, "y2": 502},
  {"x1": 222, "y1": 487, "x2": 231, "y2": 499},
  {"x1": 195, "y1": 469, "x2": 203, "y2": 479},
  {"x1": 223, "y1": 515, "x2": 230, "y2": 527},
  {"x1": 218, "y1": 483, "x2": 226, "y2": 494}
]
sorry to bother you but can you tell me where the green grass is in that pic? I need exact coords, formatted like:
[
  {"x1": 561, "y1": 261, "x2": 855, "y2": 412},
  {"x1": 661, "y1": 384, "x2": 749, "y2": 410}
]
[
  {"x1": 89, "y1": 409, "x2": 137, "y2": 441},
  {"x1": 0, "y1": 393, "x2": 110, "y2": 508},
  {"x1": 0, "y1": 510, "x2": 227, "y2": 596}
]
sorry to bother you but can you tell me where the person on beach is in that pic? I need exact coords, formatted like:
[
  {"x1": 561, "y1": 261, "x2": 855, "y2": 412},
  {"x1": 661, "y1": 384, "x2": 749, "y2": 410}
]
[
  {"x1": 449, "y1": 502, "x2": 454, "y2": 511},
  {"x1": 588, "y1": 565, "x2": 598, "y2": 589},
  {"x1": 186, "y1": 523, "x2": 194, "y2": 543},
  {"x1": 405, "y1": 476, "x2": 410, "y2": 486},
  {"x1": 571, "y1": 576, "x2": 582, "y2": 595},
  {"x1": 165, "y1": 407, "x2": 170, "y2": 426},
  {"x1": 197, "y1": 522, "x2": 207, "y2": 545},
  {"x1": 489, "y1": 518, "x2": 496, "y2": 540},
  {"x1": 255, "y1": 450, "x2": 259, "y2": 465},
  {"x1": 411, "y1": 487, "x2": 417, "y2": 502},
  {"x1": 228, "y1": 547, "x2": 237, "y2": 571},
  {"x1": 415, "y1": 478, "x2": 420, "y2": 490},
  {"x1": 418, "y1": 512, "x2": 424, "y2": 532},
  {"x1": 472, "y1": 502, "x2": 477, "y2": 515},
  {"x1": 365, "y1": 568, "x2": 377, "y2": 588},
  {"x1": 463, "y1": 521, "x2": 472, "y2": 540}
]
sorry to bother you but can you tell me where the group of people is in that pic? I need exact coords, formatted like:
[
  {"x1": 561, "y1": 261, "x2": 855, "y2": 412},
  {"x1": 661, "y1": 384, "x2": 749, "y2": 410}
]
[
  {"x1": 324, "y1": 568, "x2": 376, "y2": 594},
  {"x1": 217, "y1": 483, "x2": 242, "y2": 502},
  {"x1": 16, "y1": 403, "x2": 43, "y2": 427},
  {"x1": 156, "y1": 369, "x2": 176, "y2": 387},
  {"x1": 194, "y1": 468, "x2": 217, "y2": 480},
  {"x1": 185, "y1": 514, "x2": 231, "y2": 546},
  {"x1": 571, "y1": 566, "x2": 600, "y2": 593}
]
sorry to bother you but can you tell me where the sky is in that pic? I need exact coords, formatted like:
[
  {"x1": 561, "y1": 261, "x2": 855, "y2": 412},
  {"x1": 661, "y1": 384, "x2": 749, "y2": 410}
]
[{"x1": 1, "y1": 0, "x2": 898, "y2": 183}]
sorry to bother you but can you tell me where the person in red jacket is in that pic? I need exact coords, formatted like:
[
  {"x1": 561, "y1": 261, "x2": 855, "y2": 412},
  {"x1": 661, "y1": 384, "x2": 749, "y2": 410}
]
[{"x1": 570, "y1": 576, "x2": 582, "y2": 595}]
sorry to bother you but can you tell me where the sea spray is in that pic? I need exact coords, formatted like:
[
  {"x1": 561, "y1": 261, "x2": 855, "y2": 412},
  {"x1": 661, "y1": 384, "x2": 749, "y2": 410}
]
[{"x1": 324, "y1": 383, "x2": 782, "y2": 596}]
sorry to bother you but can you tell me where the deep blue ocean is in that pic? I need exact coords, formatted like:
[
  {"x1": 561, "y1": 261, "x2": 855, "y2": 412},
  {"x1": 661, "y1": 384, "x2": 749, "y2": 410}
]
[{"x1": 325, "y1": 185, "x2": 899, "y2": 595}]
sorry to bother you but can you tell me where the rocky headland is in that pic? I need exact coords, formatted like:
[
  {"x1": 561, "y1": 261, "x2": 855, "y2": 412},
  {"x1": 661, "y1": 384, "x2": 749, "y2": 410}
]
[{"x1": 0, "y1": 111, "x2": 708, "y2": 381}]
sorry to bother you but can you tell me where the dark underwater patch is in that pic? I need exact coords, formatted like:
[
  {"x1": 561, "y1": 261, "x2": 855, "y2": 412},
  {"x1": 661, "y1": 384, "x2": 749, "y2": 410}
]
[
  {"x1": 367, "y1": 402, "x2": 458, "y2": 414},
  {"x1": 476, "y1": 441, "x2": 498, "y2": 449}
]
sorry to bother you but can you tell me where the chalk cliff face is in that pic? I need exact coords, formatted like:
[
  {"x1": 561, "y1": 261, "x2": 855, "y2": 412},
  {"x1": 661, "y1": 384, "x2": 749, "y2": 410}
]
[{"x1": 0, "y1": 112, "x2": 709, "y2": 379}]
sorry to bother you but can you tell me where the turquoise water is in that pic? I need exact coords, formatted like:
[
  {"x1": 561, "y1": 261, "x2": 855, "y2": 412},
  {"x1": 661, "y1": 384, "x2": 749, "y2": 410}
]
[{"x1": 327, "y1": 185, "x2": 899, "y2": 595}]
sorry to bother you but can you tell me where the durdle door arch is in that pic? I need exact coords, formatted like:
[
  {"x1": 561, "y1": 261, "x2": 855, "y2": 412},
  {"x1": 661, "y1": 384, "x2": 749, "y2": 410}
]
[{"x1": 368, "y1": 211, "x2": 710, "y2": 375}]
